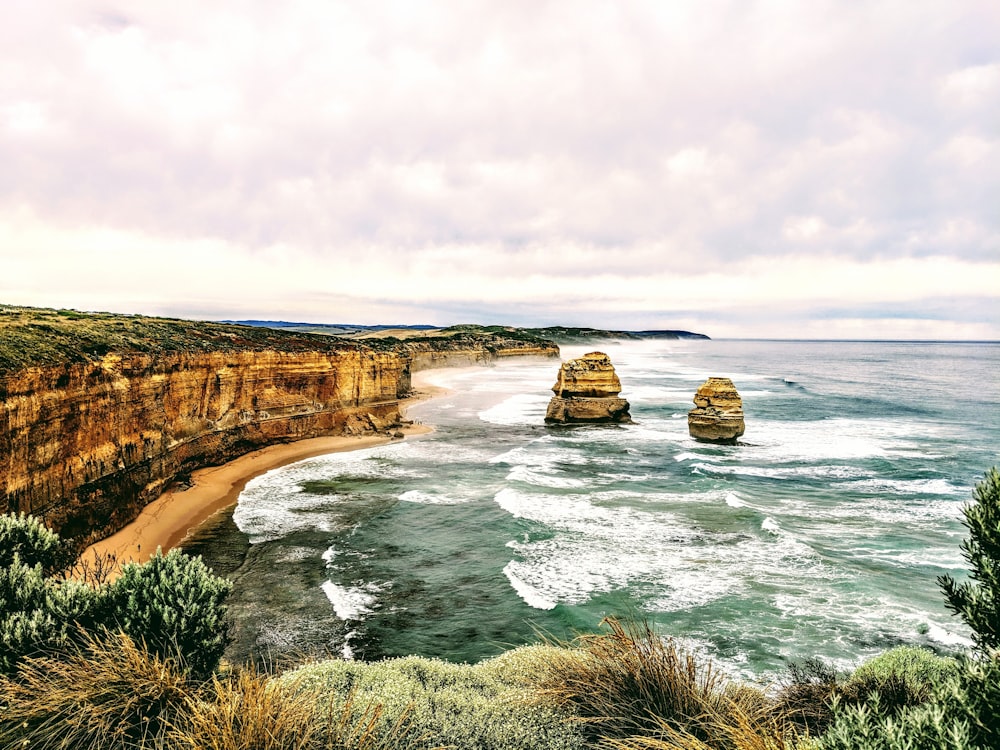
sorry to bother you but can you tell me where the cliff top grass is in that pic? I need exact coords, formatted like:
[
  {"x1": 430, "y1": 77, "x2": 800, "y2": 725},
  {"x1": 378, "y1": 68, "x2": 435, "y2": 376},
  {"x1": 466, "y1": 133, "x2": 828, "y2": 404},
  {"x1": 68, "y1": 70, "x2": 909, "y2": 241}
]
[
  {"x1": 0, "y1": 305, "x2": 562, "y2": 373},
  {"x1": 0, "y1": 305, "x2": 371, "y2": 373}
]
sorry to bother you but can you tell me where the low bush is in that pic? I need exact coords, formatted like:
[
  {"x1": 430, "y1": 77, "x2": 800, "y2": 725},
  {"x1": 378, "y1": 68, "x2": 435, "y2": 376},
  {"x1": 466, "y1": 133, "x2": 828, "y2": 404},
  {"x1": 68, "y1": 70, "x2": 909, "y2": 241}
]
[
  {"x1": 771, "y1": 658, "x2": 844, "y2": 736},
  {"x1": 844, "y1": 645, "x2": 958, "y2": 712},
  {"x1": 0, "y1": 555, "x2": 97, "y2": 674},
  {"x1": 284, "y1": 649, "x2": 584, "y2": 750},
  {"x1": 0, "y1": 512, "x2": 73, "y2": 574},
  {"x1": 104, "y1": 548, "x2": 233, "y2": 680}
]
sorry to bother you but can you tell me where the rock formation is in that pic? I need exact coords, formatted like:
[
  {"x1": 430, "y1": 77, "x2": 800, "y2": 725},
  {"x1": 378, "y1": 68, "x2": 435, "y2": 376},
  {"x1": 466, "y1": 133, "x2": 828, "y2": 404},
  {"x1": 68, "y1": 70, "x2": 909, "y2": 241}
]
[
  {"x1": 544, "y1": 352, "x2": 632, "y2": 424},
  {"x1": 687, "y1": 377, "x2": 745, "y2": 444}
]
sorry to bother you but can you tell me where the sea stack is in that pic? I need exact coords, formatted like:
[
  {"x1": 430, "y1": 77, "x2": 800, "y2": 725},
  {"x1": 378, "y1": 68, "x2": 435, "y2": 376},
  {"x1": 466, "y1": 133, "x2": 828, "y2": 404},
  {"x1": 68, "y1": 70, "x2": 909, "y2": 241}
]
[
  {"x1": 687, "y1": 377, "x2": 745, "y2": 444},
  {"x1": 544, "y1": 352, "x2": 632, "y2": 424}
]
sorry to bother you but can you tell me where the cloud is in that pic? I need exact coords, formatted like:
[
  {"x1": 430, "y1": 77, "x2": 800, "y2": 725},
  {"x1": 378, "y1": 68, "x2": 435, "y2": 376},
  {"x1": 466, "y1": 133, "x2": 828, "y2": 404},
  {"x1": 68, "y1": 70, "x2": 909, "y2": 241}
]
[{"x1": 0, "y1": 0, "x2": 997, "y2": 338}]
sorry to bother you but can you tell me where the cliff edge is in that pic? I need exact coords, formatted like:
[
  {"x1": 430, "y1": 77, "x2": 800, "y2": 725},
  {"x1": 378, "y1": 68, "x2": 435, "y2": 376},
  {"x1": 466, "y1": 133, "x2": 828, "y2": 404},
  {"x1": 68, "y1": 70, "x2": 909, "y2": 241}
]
[{"x1": 0, "y1": 306, "x2": 558, "y2": 545}]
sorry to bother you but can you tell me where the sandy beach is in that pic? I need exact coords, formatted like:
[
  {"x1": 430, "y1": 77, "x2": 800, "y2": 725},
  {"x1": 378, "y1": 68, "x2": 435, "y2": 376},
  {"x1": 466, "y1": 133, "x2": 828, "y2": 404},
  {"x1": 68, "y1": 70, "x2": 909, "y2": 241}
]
[{"x1": 82, "y1": 375, "x2": 445, "y2": 571}]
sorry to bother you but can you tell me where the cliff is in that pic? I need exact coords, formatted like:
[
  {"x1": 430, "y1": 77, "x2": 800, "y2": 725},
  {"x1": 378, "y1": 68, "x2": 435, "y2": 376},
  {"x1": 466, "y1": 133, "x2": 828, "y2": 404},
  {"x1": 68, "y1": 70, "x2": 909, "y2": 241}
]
[
  {"x1": 0, "y1": 307, "x2": 564, "y2": 545},
  {"x1": 545, "y1": 352, "x2": 632, "y2": 424},
  {"x1": 399, "y1": 333, "x2": 559, "y2": 371}
]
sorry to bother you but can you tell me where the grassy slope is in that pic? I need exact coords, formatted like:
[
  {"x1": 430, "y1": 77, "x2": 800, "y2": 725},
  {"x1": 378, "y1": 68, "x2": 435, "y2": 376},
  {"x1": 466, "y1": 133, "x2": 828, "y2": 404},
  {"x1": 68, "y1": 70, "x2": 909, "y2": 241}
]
[
  {"x1": 0, "y1": 306, "x2": 562, "y2": 372},
  {"x1": 0, "y1": 305, "x2": 367, "y2": 373}
]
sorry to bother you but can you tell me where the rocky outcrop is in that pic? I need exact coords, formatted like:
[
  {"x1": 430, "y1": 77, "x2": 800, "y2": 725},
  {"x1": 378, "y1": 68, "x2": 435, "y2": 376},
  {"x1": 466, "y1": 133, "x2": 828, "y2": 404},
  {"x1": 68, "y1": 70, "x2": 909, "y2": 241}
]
[
  {"x1": 687, "y1": 377, "x2": 745, "y2": 444},
  {"x1": 1, "y1": 349, "x2": 409, "y2": 543},
  {"x1": 544, "y1": 352, "x2": 632, "y2": 424}
]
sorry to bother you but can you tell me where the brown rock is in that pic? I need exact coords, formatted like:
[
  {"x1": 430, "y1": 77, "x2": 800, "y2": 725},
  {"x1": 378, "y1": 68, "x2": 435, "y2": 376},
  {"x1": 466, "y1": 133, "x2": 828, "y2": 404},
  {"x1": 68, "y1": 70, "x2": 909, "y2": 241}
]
[
  {"x1": 687, "y1": 377, "x2": 745, "y2": 444},
  {"x1": 1, "y1": 349, "x2": 410, "y2": 543},
  {"x1": 545, "y1": 352, "x2": 632, "y2": 424}
]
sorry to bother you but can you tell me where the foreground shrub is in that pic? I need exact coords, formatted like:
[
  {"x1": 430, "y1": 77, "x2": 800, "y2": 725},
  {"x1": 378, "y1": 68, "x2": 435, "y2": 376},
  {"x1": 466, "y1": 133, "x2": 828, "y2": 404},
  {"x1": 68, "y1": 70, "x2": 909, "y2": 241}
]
[
  {"x1": 771, "y1": 658, "x2": 844, "y2": 736},
  {"x1": 0, "y1": 555, "x2": 96, "y2": 674},
  {"x1": 0, "y1": 630, "x2": 190, "y2": 750},
  {"x1": 844, "y1": 645, "x2": 958, "y2": 711},
  {"x1": 0, "y1": 512, "x2": 73, "y2": 575},
  {"x1": 939, "y1": 467, "x2": 1000, "y2": 652},
  {"x1": 284, "y1": 648, "x2": 584, "y2": 750},
  {"x1": 105, "y1": 548, "x2": 233, "y2": 680}
]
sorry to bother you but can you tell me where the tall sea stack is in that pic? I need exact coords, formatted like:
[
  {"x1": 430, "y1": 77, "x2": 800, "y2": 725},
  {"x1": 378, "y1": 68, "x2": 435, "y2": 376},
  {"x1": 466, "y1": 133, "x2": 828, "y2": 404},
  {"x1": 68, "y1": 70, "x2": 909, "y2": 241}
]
[
  {"x1": 687, "y1": 377, "x2": 745, "y2": 444},
  {"x1": 544, "y1": 352, "x2": 632, "y2": 424}
]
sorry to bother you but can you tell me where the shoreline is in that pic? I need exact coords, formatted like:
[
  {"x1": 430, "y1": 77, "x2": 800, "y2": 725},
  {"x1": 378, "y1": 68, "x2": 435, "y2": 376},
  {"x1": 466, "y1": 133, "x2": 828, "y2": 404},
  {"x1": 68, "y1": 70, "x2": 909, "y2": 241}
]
[{"x1": 81, "y1": 375, "x2": 446, "y2": 571}]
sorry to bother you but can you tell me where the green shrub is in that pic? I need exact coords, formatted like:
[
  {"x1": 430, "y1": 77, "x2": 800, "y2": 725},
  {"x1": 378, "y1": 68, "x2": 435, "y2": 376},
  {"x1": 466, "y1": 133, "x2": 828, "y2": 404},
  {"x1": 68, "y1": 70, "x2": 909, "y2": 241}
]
[
  {"x1": 844, "y1": 646, "x2": 959, "y2": 712},
  {"x1": 105, "y1": 548, "x2": 233, "y2": 680},
  {"x1": 939, "y1": 467, "x2": 1000, "y2": 653},
  {"x1": 0, "y1": 512, "x2": 73, "y2": 575},
  {"x1": 284, "y1": 651, "x2": 584, "y2": 750},
  {"x1": 0, "y1": 555, "x2": 98, "y2": 674},
  {"x1": 819, "y1": 693, "x2": 974, "y2": 750}
]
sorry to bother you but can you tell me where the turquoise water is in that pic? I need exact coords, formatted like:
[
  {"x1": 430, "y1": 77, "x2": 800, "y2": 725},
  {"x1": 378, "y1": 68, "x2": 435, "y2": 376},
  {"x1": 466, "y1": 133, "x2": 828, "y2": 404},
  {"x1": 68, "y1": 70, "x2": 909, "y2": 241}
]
[{"x1": 184, "y1": 340, "x2": 1000, "y2": 680}]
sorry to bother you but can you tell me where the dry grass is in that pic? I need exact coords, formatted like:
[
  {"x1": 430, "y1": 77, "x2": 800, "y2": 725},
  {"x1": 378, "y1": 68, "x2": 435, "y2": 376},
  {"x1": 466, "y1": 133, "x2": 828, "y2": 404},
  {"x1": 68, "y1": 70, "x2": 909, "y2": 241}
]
[
  {"x1": 171, "y1": 666, "x2": 420, "y2": 750},
  {"x1": 534, "y1": 618, "x2": 726, "y2": 742},
  {"x1": 0, "y1": 630, "x2": 422, "y2": 750},
  {"x1": 604, "y1": 696, "x2": 811, "y2": 750},
  {"x1": 0, "y1": 629, "x2": 190, "y2": 749},
  {"x1": 533, "y1": 618, "x2": 808, "y2": 750}
]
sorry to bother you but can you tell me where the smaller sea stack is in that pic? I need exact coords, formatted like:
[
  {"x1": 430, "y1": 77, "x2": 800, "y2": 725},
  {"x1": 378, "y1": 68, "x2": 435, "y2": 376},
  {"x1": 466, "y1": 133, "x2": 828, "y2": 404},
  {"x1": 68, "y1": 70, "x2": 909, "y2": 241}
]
[
  {"x1": 687, "y1": 377, "x2": 745, "y2": 444},
  {"x1": 545, "y1": 352, "x2": 632, "y2": 424}
]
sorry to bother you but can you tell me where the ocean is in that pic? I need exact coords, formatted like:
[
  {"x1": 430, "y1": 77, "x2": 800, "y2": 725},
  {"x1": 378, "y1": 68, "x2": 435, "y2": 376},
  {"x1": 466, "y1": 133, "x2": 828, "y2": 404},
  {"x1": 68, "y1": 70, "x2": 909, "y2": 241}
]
[{"x1": 183, "y1": 340, "x2": 1000, "y2": 681}]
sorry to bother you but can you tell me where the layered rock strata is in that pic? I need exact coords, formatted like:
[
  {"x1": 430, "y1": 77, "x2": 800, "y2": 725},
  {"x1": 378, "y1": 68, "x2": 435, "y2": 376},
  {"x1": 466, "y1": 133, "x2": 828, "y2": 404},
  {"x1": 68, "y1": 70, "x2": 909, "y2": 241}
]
[
  {"x1": 544, "y1": 352, "x2": 632, "y2": 424},
  {"x1": 402, "y1": 337, "x2": 559, "y2": 371},
  {"x1": 1, "y1": 349, "x2": 409, "y2": 543},
  {"x1": 687, "y1": 377, "x2": 745, "y2": 444}
]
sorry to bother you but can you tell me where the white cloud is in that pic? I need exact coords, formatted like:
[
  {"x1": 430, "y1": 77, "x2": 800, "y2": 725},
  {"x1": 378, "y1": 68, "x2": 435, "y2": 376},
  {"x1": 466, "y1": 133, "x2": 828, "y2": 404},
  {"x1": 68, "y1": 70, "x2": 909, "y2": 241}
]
[{"x1": 0, "y1": 0, "x2": 997, "y2": 338}]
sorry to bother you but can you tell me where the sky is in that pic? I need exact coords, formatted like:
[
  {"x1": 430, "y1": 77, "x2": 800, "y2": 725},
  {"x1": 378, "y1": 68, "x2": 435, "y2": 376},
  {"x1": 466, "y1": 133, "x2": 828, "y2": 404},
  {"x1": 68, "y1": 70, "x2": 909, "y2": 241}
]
[{"x1": 1, "y1": 1, "x2": 998, "y2": 339}]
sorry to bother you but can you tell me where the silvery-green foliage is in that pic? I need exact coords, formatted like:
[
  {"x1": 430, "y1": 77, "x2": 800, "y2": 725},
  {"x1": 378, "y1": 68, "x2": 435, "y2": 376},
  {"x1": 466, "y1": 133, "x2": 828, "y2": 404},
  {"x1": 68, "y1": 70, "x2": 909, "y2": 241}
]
[
  {"x1": 819, "y1": 693, "x2": 974, "y2": 750},
  {"x1": 106, "y1": 548, "x2": 232, "y2": 681},
  {"x1": 0, "y1": 555, "x2": 96, "y2": 674},
  {"x1": 285, "y1": 650, "x2": 585, "y2": 750},
  {"x1": 0, "y1": 512, "x2": 72, "y2": 575}
]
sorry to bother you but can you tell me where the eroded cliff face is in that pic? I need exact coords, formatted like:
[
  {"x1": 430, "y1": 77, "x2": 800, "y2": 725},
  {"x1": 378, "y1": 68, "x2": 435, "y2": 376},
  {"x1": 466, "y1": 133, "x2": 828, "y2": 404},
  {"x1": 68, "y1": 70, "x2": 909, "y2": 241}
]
[
  {"x1": 404, "y1": 338, "x2": 559, "y2": 371},
  {"x1": 1, "y1": 349, "x2": 410, "y2": 543}
]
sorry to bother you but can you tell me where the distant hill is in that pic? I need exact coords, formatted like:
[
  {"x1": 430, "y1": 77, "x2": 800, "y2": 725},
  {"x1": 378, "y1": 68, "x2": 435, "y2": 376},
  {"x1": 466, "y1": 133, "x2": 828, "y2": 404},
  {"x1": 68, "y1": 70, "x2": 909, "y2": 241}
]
[{"x1": 230, "y1": 321, "x2": 710, "y2": 342}]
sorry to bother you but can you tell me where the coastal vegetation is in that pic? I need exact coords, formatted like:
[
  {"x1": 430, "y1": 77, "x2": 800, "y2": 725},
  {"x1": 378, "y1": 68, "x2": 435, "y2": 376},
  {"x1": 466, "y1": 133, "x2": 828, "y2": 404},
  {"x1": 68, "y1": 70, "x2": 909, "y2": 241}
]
[
  {"x1": 0, "y1": 304, "x2": 563, "y2": 372},
  {"x1": 1, "y1": 469, "x2": 997, "y2": 748}
]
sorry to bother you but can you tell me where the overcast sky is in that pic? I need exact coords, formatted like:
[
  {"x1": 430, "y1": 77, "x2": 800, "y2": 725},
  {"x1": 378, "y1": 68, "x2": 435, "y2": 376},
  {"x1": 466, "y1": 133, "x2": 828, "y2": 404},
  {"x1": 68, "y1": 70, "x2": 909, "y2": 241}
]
[{"x1": 2, "y1": 1, "x2": 997, "y2": 339}]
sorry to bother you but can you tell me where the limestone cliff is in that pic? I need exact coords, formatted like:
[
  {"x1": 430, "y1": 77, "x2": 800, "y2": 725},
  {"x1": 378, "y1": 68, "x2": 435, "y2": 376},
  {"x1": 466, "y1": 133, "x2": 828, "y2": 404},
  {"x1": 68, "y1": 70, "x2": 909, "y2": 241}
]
[
  {"x1": 545, "y1": 352, "x2": 632, "y2": 424},
  {"x1": 1, "y1": 348, "x2": 409, "y2": 543},
  {"x1": 403, "y1": 335, "x2": 559, "y2": 371},
  {"x1": 687, "y1": 377, "x2": 745, "y2": 444},
  {"x1": 0, "y1": 306, "x2": 564, "y2": 545}
]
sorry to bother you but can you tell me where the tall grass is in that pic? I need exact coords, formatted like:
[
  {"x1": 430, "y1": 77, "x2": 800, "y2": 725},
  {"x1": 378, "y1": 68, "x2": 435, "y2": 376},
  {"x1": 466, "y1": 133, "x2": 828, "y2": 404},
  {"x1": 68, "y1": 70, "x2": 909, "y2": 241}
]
[
  {"x1": 170, "y1": 666, "x2": 418, "y2": 750},
  {"x1": 0, "y1": 629, "x2": 189, "y2": 750},
  {"x1": 533, "y1": 618, "x2": 724, "y2": 742}
]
